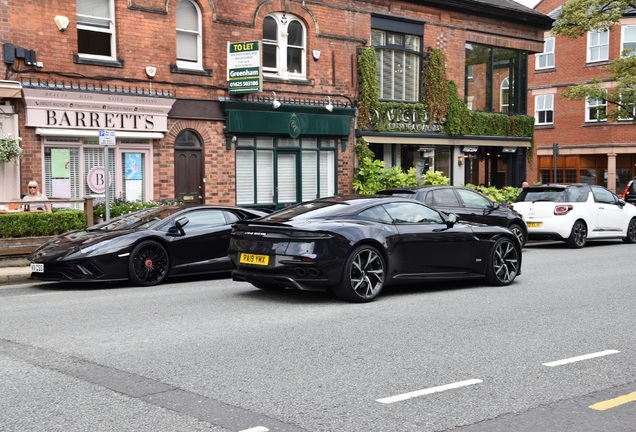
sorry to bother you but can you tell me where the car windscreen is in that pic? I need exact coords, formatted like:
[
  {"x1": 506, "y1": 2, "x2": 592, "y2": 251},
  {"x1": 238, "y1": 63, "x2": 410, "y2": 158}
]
[
  {"x1": 87, "y1": 206, "x2": 183, "y2": 231},
  {"x1": 260, "y1": 201, "x2": 351, "y2": 222}
]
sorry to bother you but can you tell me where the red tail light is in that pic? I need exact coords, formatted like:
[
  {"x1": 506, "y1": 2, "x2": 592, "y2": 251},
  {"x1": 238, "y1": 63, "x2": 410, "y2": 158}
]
[
  {"x1": 622, "y1": 181, "x2": 632, "y2": 199},
  {"x1": 554, "y1": 205, "x2": 573, "y2": 215}
]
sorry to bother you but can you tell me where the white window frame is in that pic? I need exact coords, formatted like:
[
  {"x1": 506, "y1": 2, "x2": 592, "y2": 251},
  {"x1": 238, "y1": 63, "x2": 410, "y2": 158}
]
[
  {"x1": 587, "y1": 30, "x2": 609, "y2": 63},
  {"x1": 76, "y1": 0, "x2": 117, "y2": 62},
  {"x1": 586, "y1": 97, "x2": 607, "y2": 122},
  {"x1": 500, "y1": 76, "x2": 510, "y2": 112},
  {"x1": 176, "y1": 0, "x2": 203, "y2": 70},
  {"x1": 262, "y1": 13, "x2": 306, "y2": 80},
  {"x1": 534, "y1": 94, "x2": 554, "y2": 125},
  {"x1": 621, "y1": 25, "x2": 636, "y2": 57},
  {"x1": 535, "y1": 37, "x2": 555, "y2": 69}
]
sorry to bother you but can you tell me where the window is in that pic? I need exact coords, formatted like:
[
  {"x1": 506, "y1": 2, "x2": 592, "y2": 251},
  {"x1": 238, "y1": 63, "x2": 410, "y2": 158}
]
[
  {"x1": 535, "y1": 37, "x2": 555, "y2": 69},
  {"x1": 262, "y1": 13, "x2": 306, "y2": 80},
  {"x1": 235, "y1": 136, "x2": 336, "y2": 208},
  {"x1": 621, "y1": 25, "x2": 636, "y2": 57},
  {"x1": 176, "y1": 0, "x2": 203, "y2": 70},
  {"x1": 371, "y1": 28, "x2": 421, "y2": 102},
  {"x1": 76, "y1": 0, "x2": 116, "y2": 61},
  {"x1": 535, "y1": 94, "x2": 554, "y2": 125},
  {"x1": 587, "y1": 30, "x2": 609, "y2": 63},
  {"x1": 586, "y1": 98, "x2": 607, "y2": 122},
  {"x1": 465, "y1": 43, "x2": 528, "y2": 114}
]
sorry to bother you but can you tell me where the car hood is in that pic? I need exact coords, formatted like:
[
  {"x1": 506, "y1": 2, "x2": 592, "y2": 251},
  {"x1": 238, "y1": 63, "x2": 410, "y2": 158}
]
[{"x1": 29, "y1": 228, "x2": 141, "y2": 261}]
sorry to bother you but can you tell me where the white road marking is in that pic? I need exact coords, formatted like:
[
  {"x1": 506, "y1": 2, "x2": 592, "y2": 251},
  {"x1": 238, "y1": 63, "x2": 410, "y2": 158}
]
[
  {"x1": 542, "y1": 350, "x2": 620, "y2": 367},
  {"x1": 238, "y1": 427, "x2": 269, "y2": 432},
  {"x1": 376, "y1": 379, "x2": 483, "y2": 404}
]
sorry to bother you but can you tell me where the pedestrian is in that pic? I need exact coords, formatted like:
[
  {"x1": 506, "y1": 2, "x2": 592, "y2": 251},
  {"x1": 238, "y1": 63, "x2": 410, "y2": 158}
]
[
  {"x1": 521, "y1": 181, "x2": 529, "y2": 188},
  {"x1": 22, "y1": 180, "x2": 51, "y2": 212}
]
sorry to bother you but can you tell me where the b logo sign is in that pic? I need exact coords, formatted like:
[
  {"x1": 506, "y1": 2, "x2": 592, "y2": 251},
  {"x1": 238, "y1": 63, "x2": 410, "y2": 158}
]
[{"x1": 87, "y1": 166, "x2": 112, "y2": 194}]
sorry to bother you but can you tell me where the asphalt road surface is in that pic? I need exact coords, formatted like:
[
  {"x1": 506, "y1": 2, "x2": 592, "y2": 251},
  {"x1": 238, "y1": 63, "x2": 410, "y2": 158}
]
[{"x1": 1, "y1": 240, "x2": 635, "y2": 431}]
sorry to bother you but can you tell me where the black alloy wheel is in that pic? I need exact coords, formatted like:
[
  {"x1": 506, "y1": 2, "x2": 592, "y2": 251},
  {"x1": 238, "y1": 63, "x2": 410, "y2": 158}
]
[
  {"x1": 623, "y1": 218, "x2": 636, "y2": 243},
  {"x1": 566, "y1": 220, "x2": 587, "y2": 248},
  {"x1": 485, "y1": 237, "x2": 520, "y2": 286},
  {"x1": 128, "y1": 240, "x2": 169, "y2": 286},
  {"x1": 333, "y1": 245, "x2": 385, "y2": 303}
]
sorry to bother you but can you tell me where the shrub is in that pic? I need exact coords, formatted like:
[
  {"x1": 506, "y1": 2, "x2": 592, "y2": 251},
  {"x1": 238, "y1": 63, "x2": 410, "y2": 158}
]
[
  {"x1": 466, "y1": 184, "x2": 521, "y2": 205},
  {"x1": 0, "y1": 210, "x2": 86, "y2": 238},
  {"x1": 94, "y1": 198, "x2": 183, "y2": 220}
]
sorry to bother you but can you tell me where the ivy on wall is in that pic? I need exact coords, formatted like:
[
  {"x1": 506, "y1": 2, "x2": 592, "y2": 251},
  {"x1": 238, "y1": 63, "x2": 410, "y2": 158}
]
[{"x1": 357, "y1": 46, "x2": 535, "y2": 161}]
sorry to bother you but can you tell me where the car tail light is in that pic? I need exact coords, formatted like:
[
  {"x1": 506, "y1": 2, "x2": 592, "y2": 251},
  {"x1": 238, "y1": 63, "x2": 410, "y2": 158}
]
[
  {"x1": 622, "y1": 180, "x2": 633, "y2": 199},
  {"x1": 554, "y1": 205, "x2": 573, "y2": 215}
]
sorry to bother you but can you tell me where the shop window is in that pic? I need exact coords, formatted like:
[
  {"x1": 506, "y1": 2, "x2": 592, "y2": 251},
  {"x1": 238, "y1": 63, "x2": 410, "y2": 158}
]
[
  {"x1": 76, "y1": 0, "x2": 117, "y2": 61},
  {"x1": 535, "y1": 94, "x2": 554, "y2": 125},
  {"x1": 236, "y1": 136, "x2": 336, "y2": 207},
  {"x1": 176, "y1": 0, "x2": 203, "y2": 70},
  {"x1": 262, "y1": 13, "x2": 306, "y2": 80},
  {"x1": 535, "y1": 37, "x2": 555, "y2": 69},
  {"x1": 587, "y1": 30, "x2": 609, "y2": 63},
  {"x1": 371, "y1": 21, "x2": 422, "y2": 102},
  {"x1": 43, "y1": 139, "x2": 152, "y2": 206}
]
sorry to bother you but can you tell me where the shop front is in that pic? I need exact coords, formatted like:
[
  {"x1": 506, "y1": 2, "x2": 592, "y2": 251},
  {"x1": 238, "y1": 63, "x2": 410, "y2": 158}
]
[
  {"x1": 22, "y1": 87, "x2": 175, "y2": 206},
  {"x1": 221, "y1": 98, "x2": 355, "y2": 209}
]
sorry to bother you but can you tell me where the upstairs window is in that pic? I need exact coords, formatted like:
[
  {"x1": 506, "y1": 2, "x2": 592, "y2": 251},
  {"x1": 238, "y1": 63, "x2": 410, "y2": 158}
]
[
  {"x1": 263, "y1": 13, "x2": 306, "y2": 80},
  {"x1": 76, "y1": 0, "x2": 116, "y2": 61},
  {"x1": 535, "y1": 37, "x2": 555, "y2": 69},
  {"x1": 587, "y1": 30, "x2": 609, "y2": 63},
  {"x1": 621, "y1": 25, "x2": 636, "y2": 57},
  {"x1": 176, "y1": 0, "x2": 203, "y2": 70},
  {"x1": 535, "y1": 94, "x2": 554, "y2": 125},
  {"x1": 371, "y1": 23, "x2": 422, "y2": 102},
  {"x1": 586, "y1": 97, "x2": 607, "y2": 122}
]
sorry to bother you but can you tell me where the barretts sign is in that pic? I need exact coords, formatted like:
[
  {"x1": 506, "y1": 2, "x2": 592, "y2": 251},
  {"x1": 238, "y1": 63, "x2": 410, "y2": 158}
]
[{"x1": 227, "y1": 40, "x2": 262, "y2": 94}]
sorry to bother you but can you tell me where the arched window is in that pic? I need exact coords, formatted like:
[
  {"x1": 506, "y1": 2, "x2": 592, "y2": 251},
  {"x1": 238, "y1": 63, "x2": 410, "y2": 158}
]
[
  {"x1": 175, "y1": 130, "x2": 202, "y2": 147},
  {"x1": 500, "y1": 76, "x2": 510, "y2": 113},
  {"x1": 262, "y1": 13, "x2": 306, "y2": 80},
  {"x1": 176, "y1": 0, "x2": 202, "y2": 70}
]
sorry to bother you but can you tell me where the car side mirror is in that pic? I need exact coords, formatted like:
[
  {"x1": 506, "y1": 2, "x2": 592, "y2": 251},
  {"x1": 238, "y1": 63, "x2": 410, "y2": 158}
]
[
  {"x1": 446, "y1": 213, "x2": 458, "y2": 228},
  {"x1": 168, "y1": 216, "x2": 189, "y2": 236},
  {"x1": 618, "y1": 198, "x2": 627, "y2": 206}
]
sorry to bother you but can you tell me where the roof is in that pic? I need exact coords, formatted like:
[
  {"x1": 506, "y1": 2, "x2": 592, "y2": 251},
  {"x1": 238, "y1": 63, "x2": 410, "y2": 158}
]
[{"x1": 401, "y1": 0, "x2": 554, "y2": 29}]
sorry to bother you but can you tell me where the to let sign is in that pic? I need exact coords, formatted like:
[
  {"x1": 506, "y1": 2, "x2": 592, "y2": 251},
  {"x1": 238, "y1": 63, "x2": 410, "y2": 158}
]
[
  {"x1": 99, "y1": 129, "x2": 116, "y2": 146},
  {"x1": 227, "y1": 40, "x2": 262, "y2": 94}
]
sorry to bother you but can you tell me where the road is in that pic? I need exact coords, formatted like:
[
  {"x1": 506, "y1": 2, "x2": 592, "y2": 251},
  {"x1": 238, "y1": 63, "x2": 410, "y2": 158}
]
[{"x1": 1, "y1": 241, "x2": 635, "y2": 431}]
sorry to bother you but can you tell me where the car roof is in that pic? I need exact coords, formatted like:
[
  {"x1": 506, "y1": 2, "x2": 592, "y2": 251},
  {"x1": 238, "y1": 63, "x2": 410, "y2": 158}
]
[{"x1": 378, "y1": 185, "x2": 475, "y2": 194}]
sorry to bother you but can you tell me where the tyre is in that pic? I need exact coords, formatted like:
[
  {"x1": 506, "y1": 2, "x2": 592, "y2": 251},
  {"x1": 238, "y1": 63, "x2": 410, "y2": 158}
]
[
  {"x1": 485, "y1": 237, "x2": 520, "y2": 286},
  {"x1": 623, "y1": 218, "x2": 636, "y2": 243},
  {"x1": 566, "y1": 220, "x2": 587, "y2": 248},
  {"x1": 332, "y1": 245, "x2": 385, "y2": 303},
  {"x1": 128, "y1": 240, "x2": 169, "y2": 286},
  {"x1": 508, "y1": 223, "x2": 526, "y2": 247}
]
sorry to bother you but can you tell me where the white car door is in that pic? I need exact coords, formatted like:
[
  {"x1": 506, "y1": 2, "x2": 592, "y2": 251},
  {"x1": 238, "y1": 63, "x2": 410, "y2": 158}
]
[{"x1": 591, "y1": 186, "x2": 625, "y2": 235}]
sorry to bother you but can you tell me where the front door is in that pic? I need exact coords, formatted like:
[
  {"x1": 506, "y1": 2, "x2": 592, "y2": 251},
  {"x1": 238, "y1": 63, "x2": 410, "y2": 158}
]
[{"x1": 174, "y1": 130, "x2": 203, "y2": 205}]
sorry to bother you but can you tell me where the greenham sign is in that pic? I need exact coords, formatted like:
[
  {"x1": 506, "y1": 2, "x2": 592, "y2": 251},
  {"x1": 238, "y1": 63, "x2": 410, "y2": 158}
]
[{"x1": 227, "y1": 40, "x2": 262, "y2": 94}]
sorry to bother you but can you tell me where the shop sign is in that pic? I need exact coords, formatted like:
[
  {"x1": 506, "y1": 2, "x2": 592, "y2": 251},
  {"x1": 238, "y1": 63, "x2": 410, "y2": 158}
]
[
  {"x1": 367, "y1": 107, "x2": 443, "y2": 133},
  {"x1": 87, "y1": 166, "x2": 112, "y2": 194},
  {"x1": 227, "y1": 40, "x2": 262, "y2": 94}
]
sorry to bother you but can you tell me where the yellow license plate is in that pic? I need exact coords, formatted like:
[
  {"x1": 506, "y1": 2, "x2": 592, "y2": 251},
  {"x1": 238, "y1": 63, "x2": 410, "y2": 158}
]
[
  {"x1": 527, "y1": 222, "x2": 543, "y2": 228},
  {"x1": 239, "y1": 253, "x2": 270, "y2": 266}
]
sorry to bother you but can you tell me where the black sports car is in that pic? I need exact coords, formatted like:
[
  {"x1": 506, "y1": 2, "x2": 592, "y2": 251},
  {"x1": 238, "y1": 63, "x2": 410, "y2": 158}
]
[
  {"x1": 228, "y1": 196, "x2": 522, "y2": 303},
  {"x1": 28, "y1": 205, "x2": 267, "y2": 286}
]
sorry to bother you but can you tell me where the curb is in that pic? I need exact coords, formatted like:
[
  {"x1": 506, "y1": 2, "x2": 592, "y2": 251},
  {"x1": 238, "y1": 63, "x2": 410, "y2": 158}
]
[{"x1": 0, "y1": 267, "x2": 33, "y2": 286}]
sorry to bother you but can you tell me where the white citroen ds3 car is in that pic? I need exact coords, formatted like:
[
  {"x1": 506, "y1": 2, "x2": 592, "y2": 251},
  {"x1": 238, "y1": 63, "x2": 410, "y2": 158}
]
[{"x1": 512, "y1": 184, "x2": 636, "y2": 248}]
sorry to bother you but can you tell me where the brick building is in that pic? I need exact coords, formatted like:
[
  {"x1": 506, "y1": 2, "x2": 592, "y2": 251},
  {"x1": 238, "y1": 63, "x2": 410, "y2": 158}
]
[
  {"x1": 528, "y1": 0, "x2": 636, "y2": 193},
  {"x1": 1, "y1": 0, "x2": 551, "y2": 210}
]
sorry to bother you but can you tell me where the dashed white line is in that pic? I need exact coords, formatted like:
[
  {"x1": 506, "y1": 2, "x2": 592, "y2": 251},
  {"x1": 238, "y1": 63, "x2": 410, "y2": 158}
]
[
  {"x1": 542, "y1": 349, "x2": 620, "y2": 367},
  {"x1": 238, "y1": 427, "x2": 269, "y2": 432},
  {"x1": 376, "y1": 378, "x2": 483, "y2": 404}
]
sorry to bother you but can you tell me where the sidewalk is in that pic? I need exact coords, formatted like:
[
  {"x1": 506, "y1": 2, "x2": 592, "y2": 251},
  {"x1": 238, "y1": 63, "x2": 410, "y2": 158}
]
[{"x1": 0, "y1": 257, "x2": 33, "y2": 286}]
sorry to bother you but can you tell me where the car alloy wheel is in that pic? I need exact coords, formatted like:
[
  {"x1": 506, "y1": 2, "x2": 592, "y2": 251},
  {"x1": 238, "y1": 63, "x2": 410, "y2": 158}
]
[
  {"x1": 508, "y1": 223, "x2": 526, "y2": 246},
  {"x1": 566, "y1": 220, "x2": 587, "y2": 248},
  {"x1": 624, "y1": 218, "x2": 636, "y2": 244},
  {"x1": 485, "y1": 237, "x2": 519, "y2": 286},
  {"x1": 333, "y1": 245, "x2": 385, "y2": 302},
  {"x1": 128, "y1": 240, "x2": 169, "y2": 286}
]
